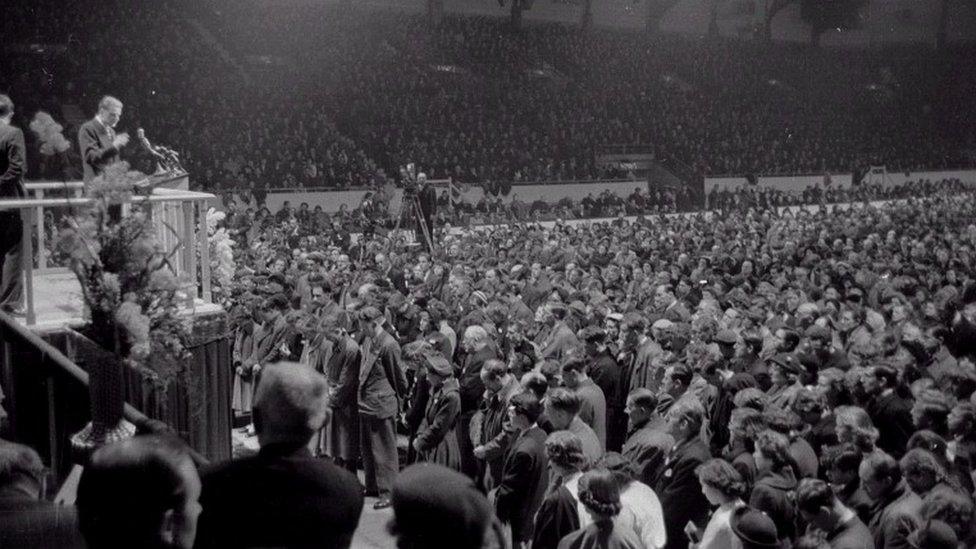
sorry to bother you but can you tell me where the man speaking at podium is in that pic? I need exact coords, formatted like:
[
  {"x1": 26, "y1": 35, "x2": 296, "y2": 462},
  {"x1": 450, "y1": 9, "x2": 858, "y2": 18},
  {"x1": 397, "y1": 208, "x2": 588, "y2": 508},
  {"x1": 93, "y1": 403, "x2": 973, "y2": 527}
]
[
  {"x1": 78, "y1": 96, "x2": 129, "y2": 183},
  {"x1": 0, "y1": 94, "x2": 26, "y2": 315}
]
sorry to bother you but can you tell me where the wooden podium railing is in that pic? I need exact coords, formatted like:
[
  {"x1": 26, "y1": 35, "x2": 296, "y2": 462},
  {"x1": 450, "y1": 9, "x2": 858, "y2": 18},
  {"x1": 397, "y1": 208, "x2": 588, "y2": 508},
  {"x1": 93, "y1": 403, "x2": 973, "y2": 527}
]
[{"x1": 0, "y1": 179, "x2": 216, "y2": 326}]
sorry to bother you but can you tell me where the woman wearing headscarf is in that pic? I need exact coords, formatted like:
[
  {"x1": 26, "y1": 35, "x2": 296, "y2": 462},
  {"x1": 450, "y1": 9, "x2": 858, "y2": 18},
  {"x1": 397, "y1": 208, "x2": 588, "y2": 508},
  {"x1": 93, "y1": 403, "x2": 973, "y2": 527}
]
[{"x1": 412, "y1": 352, "x2": 462, "y2": 471}]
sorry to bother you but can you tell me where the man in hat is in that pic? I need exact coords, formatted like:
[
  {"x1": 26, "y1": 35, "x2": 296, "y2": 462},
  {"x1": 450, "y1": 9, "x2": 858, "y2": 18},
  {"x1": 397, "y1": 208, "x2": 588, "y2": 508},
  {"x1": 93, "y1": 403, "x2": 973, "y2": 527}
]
[{"x1": 357, "y1": 306, "x2": 407, "y2": 509}]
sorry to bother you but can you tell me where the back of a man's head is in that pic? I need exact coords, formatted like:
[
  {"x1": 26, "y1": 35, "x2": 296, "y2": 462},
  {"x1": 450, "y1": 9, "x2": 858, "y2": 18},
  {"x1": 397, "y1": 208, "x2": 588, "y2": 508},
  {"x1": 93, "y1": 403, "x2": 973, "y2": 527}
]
[
  {"x1": 252, "y1": 362, "x2": 329, "y2": 447},
  {"x1": 0, "y1": 438, "x2": 45, "y2": 500},
  {"x1": 77, "y1": 434, "x2": 200, "y2": 549}
]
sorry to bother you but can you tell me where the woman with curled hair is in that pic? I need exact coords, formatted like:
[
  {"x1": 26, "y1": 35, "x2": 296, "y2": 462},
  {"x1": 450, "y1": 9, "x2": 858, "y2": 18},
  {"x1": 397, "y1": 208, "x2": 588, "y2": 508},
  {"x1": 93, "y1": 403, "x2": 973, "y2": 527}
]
[
  {"x1": 533, "y1": 432, "x2": 588, "y2": 549},
  {"x1": 834, "y1": 405, "x2": 882, "y2": 459},
  {"x1": 557, "y1": 469, "x2": 642, "y2": 549},
  {"x1": 691, "y1": 459, "x2": 747, "y2": 549},
  {"x1": 900, "y1": 448, "x2": 959, "y2": 499},
  {"x1": 750, "y1": 429, "x2": 798, "y2": 544}
]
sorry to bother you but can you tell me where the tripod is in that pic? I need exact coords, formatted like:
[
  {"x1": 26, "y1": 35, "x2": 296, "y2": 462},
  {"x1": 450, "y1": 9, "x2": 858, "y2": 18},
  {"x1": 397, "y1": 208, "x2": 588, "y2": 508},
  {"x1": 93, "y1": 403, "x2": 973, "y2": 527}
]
[{"x1": 387, "y1": 190, "x2": 434, "y2": 254}]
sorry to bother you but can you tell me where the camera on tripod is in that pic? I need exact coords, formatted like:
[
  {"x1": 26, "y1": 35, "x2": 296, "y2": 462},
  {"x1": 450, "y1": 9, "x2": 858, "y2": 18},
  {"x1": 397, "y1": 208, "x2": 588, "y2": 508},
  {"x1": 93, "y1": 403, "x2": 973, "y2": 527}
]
[{"x1": 399, "y1": 162, "x2": 425, "y2": 196}]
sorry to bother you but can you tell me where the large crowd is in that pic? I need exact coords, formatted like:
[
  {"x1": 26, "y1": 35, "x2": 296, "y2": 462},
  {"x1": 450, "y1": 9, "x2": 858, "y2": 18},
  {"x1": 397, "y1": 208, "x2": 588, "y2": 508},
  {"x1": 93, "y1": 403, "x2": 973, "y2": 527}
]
[
  {"x1": 9, "y1": 187, "x2": 976, "y2": 548},
  {"x1": 5, "y1": 2, "x2": 976, "y2": 548},
  {"x1": 220, "y1": 186, "x2": 976, "y2": 549},
  {"x1": 4, "y1": 2, "x2": 976, "y2": 194}
]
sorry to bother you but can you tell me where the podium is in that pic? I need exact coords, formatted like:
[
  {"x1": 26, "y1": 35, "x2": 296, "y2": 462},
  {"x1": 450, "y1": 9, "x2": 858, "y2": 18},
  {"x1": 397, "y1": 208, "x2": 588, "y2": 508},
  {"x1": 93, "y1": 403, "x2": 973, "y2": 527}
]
[{"x1": 0, "y1": 174, "x2": 234, "y2": 465}]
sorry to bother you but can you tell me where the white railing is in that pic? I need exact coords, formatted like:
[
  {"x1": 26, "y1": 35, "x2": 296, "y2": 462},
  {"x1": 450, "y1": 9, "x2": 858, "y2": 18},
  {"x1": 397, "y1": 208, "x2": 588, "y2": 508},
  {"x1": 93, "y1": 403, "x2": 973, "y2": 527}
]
[{"x1": 0, "y1": 185, "x2": 216, "y2": 326}]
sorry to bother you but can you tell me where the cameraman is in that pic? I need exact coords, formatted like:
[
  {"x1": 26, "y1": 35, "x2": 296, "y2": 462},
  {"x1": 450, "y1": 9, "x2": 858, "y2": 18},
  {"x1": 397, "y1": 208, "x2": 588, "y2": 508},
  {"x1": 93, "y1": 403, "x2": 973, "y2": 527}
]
[{"x1": 415, "y1": 173, "x2": 437, "y2": 248}]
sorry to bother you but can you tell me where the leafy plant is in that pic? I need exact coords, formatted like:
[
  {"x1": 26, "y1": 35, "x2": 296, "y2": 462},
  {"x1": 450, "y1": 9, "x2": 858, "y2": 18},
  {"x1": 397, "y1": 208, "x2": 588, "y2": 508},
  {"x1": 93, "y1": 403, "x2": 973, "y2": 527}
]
[{"x1": 56, "y1": 162, "x2": 193, "y2": 391}]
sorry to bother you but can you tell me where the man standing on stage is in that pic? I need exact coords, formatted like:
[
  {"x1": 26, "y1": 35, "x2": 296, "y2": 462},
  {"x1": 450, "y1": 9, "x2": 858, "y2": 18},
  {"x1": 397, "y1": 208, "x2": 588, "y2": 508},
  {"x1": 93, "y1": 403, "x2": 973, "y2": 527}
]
[
  {"x1": 78, "y1": 96, "x2": 129, "y2": 182},
  {"x1": 0, "y1": 94, "x2": 26, "y2": 315}
]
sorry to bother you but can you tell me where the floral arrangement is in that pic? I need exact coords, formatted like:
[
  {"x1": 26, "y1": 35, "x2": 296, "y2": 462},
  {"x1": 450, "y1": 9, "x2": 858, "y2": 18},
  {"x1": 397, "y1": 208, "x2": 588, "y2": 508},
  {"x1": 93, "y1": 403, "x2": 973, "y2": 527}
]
[
  {"x1": 204, "y1": 208, "x2": 237, "y2": 308},
  {"x1": 57, "y1": 162, "x2": 193, "y2": 390}
]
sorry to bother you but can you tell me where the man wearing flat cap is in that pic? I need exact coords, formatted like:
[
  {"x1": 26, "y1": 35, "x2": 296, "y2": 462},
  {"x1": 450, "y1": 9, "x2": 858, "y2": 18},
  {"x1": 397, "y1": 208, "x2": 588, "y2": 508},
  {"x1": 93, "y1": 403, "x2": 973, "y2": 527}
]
[{"x1": 357, "y1": 306, "x2": 408, "y2": 509}]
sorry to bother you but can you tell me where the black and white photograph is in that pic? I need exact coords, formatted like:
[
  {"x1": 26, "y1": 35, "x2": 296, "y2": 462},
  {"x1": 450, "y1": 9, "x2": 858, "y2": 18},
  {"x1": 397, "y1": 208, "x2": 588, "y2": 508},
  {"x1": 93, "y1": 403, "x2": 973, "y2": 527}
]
[{"x1": 2, "y1": 0, "x2": 976, "y2": 547}]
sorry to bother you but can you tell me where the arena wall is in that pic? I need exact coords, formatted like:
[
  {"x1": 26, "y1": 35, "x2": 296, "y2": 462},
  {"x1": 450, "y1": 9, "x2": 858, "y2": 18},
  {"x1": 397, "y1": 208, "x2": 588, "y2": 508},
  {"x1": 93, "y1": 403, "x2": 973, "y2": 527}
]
[
  {"x1": 704, "y1": 168, "x2": 976, "y2": 194},
  {"x1": 250, "y1": 179, "x2": 647, "y2": 212}
]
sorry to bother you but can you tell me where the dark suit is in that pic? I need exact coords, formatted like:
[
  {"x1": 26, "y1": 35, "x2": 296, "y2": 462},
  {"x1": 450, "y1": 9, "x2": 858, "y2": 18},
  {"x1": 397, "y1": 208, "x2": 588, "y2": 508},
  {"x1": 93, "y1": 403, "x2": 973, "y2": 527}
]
[
  {"x1": 867, "y1": 390, "x2": 915, "y2": 459},
  {"x1": 457, "y1": 344, "x2": 497, "y2": 478},
  {"x1": 358, "y1": 328, "x2": 407, "y2": 498},
  {"x1": 0, "y1": 124, "x2": 25, "y2": 311},
  {"x1": 867, "y1": 481, "x2": 922, "y2": 549},
  {"x1": 195, "y1": 444, "x2": 364, "y2": 549},
  {"x1": 652, "y1": 437, "x2": 711, "y2": 549},
  {"x1": 323, "y1": 335, "x2": 360, "y2": 471},
  {"x1": 78, "y1": 117, "x2": 120, "y2": 182},
  {"x1": 494, "y1": 425, "x2": 548, "y2": 544},
  {"x1": 622, "y1": 418, "x2": 674, "y2": 487}
]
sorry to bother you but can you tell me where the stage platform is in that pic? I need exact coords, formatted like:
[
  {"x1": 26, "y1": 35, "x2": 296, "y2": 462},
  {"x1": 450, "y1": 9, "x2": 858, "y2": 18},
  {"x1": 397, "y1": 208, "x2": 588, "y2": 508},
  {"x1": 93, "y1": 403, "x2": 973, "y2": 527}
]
[{"x1": 19, "y1": 270, "x2": 223, "y2": 334}]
